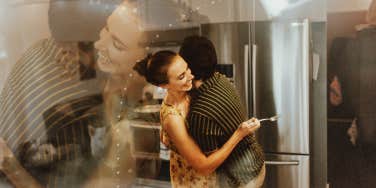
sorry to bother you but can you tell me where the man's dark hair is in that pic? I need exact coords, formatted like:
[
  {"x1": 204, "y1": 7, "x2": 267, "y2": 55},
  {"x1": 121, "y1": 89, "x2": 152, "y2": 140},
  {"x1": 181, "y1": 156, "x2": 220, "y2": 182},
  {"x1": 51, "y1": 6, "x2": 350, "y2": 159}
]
[{"x1": 179, "y1": 35, "x2": 217, "y2": 81}]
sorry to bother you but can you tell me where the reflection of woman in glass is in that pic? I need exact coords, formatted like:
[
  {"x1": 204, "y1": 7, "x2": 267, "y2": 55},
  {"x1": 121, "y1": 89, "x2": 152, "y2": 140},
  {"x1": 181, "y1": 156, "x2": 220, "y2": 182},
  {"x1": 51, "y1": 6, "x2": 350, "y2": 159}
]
[
  {"x1": 0, "y1": 0, "x2": 144, "y2": 187},
  {"x1": 94, "y1": 0, "x2": 146, "y2": 125},
  {"x1": 133, "y1": 51, "x2": 260, "y2": 187},
  {"x1": 86, "y1": 1, "x2": 157, "y2": 187}
]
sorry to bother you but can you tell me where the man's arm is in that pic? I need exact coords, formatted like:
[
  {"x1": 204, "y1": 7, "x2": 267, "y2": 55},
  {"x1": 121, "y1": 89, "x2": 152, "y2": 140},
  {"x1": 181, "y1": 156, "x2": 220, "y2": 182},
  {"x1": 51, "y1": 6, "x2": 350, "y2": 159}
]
[{"x1": 0, "y1": 138, "x2": 43, "y2": 188}]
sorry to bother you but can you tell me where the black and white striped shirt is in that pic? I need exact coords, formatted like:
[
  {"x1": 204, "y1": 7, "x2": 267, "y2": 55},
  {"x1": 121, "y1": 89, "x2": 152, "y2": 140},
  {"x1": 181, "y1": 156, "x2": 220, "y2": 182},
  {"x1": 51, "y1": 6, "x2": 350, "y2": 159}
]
[{"x1": 188, "y1": 73, "x2": 264, "y2": 187}]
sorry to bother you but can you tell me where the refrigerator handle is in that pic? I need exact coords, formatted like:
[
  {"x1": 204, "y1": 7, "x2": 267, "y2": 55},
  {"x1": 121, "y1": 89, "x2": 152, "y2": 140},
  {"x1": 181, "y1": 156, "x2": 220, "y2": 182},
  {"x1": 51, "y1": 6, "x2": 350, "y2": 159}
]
[
  {"x1": 244, "y1": 44, "x2": 249, "y2": 115},
  {"x1": 252, "y1": 44, "x2": 257, "y2": 117},
  {"x1": 265, "y1": 160, "x2": 300, "y2": 166}
]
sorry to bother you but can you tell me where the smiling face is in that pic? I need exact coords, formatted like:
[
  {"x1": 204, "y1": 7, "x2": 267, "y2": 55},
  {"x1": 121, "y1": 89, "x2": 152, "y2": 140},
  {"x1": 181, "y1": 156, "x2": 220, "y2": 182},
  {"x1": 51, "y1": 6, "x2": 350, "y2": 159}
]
[
  {"x1": 94, "y1": 2, "x2": 145, "y2": 75},
  {"x1": 162, "y1": 55, "x2": 194, "y2": 92}
]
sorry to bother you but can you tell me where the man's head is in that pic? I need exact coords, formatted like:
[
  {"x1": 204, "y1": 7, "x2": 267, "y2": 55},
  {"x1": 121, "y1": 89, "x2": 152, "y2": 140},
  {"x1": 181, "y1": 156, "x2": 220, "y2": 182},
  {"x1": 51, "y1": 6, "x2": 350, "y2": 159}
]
[
  {"x1": 48, "y1": 0, "x2": 122, "y2": 42},
  {"x1": 179, "y1": 35, "x2": 217, "y2": 81},
  {"x1": 94, "y1": 1, "x2": 146, "y2": 75}
]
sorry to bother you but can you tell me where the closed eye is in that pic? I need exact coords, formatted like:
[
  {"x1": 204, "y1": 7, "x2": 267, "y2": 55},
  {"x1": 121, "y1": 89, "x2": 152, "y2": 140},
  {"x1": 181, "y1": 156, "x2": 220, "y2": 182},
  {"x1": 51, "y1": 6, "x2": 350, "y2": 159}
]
[
  {"x1": 178, "y1": 74, "x2": 185, "y2": 80},
  {"x1": 113, "y1": 40, "x2": 126, "y2": 51},
  {"x1": 105, "y1": 25, "x2": 128, "y2": 51},
  {"x1": 178, "y1": 67, "x2": 189, "y2": 80}
]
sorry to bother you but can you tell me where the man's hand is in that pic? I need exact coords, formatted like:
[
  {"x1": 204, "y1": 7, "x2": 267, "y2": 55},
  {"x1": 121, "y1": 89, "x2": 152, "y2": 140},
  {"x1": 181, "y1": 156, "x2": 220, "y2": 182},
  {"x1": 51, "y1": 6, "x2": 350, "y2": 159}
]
[{"x1": 238, "y1": 118, "x2": 261, "y2": 138}]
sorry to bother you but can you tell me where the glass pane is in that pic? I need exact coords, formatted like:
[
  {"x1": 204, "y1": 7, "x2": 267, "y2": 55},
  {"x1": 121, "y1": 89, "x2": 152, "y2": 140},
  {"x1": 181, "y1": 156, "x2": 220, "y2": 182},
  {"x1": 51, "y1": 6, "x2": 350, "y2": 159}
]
[
  {"x1": 327, "y1": 0, "x2": 376, "y2": 188},
  {"x1": 0, "y1": 1, "x2": 338, "y2": 188}
]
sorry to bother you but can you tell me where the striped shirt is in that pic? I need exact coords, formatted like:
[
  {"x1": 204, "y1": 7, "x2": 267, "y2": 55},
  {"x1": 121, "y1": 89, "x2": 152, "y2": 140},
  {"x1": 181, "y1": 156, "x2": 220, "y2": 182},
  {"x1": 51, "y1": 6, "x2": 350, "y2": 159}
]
[
  {"x1": 0, "y1": 38, "x2": 103, "y2": 187},
  {"x1": 188, "y1": 73, "x2": 264, "y2": 187}
]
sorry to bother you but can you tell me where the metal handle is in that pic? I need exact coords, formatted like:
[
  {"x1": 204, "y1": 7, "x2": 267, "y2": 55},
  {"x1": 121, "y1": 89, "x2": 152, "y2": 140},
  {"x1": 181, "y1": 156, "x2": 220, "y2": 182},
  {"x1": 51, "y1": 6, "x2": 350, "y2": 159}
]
[
  {"x1": 265, "y1": 160, "x2": 299, "y2": 166},
  {"x1": 303, "y1": 18, "x2": 310, "y2": 82},
  {"x1": 252, "y1": 44, "x2": 257, "y2": 117},
  {"x1": 259, "y1": 118, "x2": 270, "y2": 122},
  {"x1": 244, "y1": 44, "x2": 249, "y2": 114},
  {"x1": 302, "y1": 19, "x2": 311, "y2": 141},
  {"x1": 129, "y1": 123, "x2": 161, "y2": 129}
]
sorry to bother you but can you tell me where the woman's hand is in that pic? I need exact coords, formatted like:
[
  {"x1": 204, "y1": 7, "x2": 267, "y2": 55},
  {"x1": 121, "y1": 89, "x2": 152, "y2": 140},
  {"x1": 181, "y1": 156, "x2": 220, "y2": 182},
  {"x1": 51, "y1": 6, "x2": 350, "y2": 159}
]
[
  {"x1": 1, "y1": 137, "x2": 43, "y2": 188},
  {"x1": 0, "y1": 137, "x2": 17, "y2": 172},
  {"x1": 237, "y1": 118, "x2": 261, "y2": 138}
]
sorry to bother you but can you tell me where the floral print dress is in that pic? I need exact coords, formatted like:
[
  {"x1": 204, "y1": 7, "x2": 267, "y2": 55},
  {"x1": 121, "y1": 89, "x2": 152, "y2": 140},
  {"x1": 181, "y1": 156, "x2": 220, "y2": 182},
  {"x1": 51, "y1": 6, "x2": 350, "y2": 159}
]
[{"x1": 160, "y1": 101, "x2": 217, "y2": 188}]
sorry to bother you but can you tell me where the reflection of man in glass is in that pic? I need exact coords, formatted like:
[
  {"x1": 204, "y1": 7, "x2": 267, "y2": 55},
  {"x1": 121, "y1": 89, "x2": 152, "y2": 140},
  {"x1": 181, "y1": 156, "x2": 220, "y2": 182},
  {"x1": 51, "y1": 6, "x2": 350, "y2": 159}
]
[{"x1": 0, "y1": 0, "x2": 121, "y2": 187}]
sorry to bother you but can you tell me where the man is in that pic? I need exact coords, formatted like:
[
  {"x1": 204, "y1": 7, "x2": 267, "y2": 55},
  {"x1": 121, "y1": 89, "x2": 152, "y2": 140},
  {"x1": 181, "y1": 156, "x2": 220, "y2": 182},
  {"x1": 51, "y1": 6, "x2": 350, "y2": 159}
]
[{"x1": 179, "y1": 35, "x2": 265, "y2": 188}]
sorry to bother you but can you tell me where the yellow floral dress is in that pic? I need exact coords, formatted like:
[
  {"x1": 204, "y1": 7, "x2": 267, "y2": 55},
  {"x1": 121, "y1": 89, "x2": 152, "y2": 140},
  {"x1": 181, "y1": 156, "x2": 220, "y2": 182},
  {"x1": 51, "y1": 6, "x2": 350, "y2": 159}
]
[{"x1": 160, "y1": 101, "x2": 217, "y2": 188}]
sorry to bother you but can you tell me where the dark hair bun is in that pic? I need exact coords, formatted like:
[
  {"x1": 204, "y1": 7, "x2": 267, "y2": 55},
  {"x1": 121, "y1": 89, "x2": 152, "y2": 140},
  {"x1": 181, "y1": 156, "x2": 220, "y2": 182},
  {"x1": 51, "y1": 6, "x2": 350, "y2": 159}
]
[
  {"x1": 133, "y1": 54, "x2": 152, "y2": 77},
  {"x1": 133, "y1": 50, "x2": 177, "y2": 86}
]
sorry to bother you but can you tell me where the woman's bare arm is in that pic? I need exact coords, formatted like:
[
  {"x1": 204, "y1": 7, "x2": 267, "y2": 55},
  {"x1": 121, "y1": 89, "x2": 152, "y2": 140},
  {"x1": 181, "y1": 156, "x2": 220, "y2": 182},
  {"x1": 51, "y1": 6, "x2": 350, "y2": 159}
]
[
  {"x1": 163, "y1": 115, "x2": 259, "y2": 175},
  {"x1": 0, "y1": 138, "x2": 43, "y2": 188}
]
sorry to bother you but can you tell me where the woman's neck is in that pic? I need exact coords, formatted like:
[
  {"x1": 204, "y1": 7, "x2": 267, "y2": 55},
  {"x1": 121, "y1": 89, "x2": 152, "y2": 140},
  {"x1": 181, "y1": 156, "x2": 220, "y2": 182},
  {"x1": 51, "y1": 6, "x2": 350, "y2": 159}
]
[
  {"x1": 105, "y1": 72, "x2": 135, "y2": 91},
  {"x1": 165, "y1": 90, "x2": 187, "y2": 106},
  {"x1": 110, "y1": 73, "x2": 131, "y2": 83}
]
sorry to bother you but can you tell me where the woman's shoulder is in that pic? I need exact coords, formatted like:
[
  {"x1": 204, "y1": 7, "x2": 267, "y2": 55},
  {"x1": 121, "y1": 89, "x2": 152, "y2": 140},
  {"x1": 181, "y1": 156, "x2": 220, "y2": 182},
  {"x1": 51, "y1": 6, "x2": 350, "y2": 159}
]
[{"x1": 160, "y1": 102, "x2": 180, "y2": 119}]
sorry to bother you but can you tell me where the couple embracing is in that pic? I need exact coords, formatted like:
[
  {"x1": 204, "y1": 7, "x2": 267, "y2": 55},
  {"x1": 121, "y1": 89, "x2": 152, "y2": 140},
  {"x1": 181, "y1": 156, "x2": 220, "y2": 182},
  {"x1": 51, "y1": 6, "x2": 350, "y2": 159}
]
[{"x1": 134, "y1": 36, "x2": 265, "y2": 188}]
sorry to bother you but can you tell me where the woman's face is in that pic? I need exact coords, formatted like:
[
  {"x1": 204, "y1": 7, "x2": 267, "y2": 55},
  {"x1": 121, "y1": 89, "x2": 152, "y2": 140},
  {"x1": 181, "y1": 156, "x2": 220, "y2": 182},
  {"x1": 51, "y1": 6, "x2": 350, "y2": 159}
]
[
  {"x1": 163, "y1": 56, "x2": 194, "y2": 92},
  {"x1": 94, "y1": 3, "x2": 145, "y2": 75}
]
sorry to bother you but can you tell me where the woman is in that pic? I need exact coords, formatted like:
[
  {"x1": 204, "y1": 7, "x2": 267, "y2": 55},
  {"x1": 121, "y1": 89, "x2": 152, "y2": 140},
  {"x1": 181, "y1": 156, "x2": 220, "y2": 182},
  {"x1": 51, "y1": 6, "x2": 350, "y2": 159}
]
[
  {"x1": 91, "y1": 1, "x2": 156, "y2": 187},
  {"x1": 133, "y1": 50, "x2": 260, "y2": 187}
]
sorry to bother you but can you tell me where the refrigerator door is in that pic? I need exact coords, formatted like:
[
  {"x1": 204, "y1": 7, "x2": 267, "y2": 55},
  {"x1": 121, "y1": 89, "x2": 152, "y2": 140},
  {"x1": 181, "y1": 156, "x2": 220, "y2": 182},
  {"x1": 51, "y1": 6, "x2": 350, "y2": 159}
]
[
  {"x1": 263, "y1": 153, "x2": 310, "y2": 188},
  {"x1": 252, "y1": 19, "x2": 310, "y2": 154}
]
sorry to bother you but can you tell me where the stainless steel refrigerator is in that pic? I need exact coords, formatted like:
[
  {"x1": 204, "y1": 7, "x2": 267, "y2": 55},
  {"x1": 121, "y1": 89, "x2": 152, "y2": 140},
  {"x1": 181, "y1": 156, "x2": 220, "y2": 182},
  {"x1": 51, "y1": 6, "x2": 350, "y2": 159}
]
[{"x1": 201, "y1": 19, "x2": 315, "y2": 188}]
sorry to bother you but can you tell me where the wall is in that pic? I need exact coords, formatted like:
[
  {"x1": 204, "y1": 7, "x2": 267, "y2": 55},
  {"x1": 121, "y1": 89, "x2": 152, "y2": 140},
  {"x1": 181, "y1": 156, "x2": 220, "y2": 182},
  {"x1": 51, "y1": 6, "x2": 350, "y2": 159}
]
[
  {"x1": 327, "y1": 11, "x2": 367, "y2": 49},
  {"x1": 136, "y1": 0, "x2": 330, "y2": 26},
  {"x1": 192, "y1": 0, "x2": 326, "y2": 22},
  {"x1": 327, "y1": 0, "x2": 373, "y2": 56},
  {"x1": 328, "y1": 0, "x2": 372, "y2": 13},
  {"x1": 0, "y1": 1, "x2": 51, "y2": 90},
  {"x1": 138, "y1": 0, "x2": 326, "y2": 30}
]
